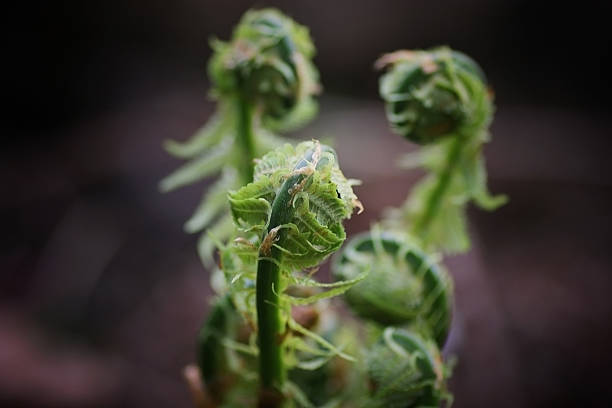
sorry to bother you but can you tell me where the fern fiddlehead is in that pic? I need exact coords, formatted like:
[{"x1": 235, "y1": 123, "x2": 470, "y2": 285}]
[
  {"x1": 161, "y1": 8, "x2": 320, "y2": 264},
  {"x1": 376, "y1": 48, "x2": 486, "y2": 145},
  {"x1": 377, "y1": 47, "x2": 506, "y2": 253},
  {"x1": 331, "y1": 230, "x2": 455, "y2": 407},
  {"x1": 365, "y1": 328, "x2": 451, "y2": 408},
  {"x1": 224, "y1": 140, "x2": 361, "y2": 405},
  {"x1": 332, "y1": 230, "x2": 452, "y2": 347}
]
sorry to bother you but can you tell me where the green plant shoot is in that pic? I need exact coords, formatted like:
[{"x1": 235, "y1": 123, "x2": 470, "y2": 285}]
[
  {"x1": 160, "y1": 9, "x2": 320, "y2": 265},
  {"x1": 378, "y1": 47, "x2": 507, "y2": 253},
  {"x1": 165, "y1": 10, "x2": 506, "y2": 406}
]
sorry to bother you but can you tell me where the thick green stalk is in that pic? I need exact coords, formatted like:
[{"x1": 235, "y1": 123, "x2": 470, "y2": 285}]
[
  {"x1": 256, "y1": 151, "x2": 315, "y2": 405},
  {"x1": 236, "y1": 95, "x2": 256, "y2": 183},
  {"x1": 412, "y1": 135, "x2": 463, "y2": 243}
]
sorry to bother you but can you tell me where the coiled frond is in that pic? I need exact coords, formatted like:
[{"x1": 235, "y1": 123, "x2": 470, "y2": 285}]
[
  {"x1": 227, "y1": 141, "x2": 361, "y2": 272},
  {"x1": 365, "y1": 328, "x2": 451, "y2": 408},
  {"x1": 378, "y1": 46, "x2": 506, "y2": 253},
  {"x1": 332, "y1": 230, "x2": 452, "y2": 347},
  {"x1": 209, "y1": 8, "x2": 320, "y2": 130},
  {"x1": 377, "y1": 47, "x2": 486, "y2": 145}
]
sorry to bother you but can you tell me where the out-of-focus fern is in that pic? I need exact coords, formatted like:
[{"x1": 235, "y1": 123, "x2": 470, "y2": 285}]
[
  {"x1": 378, "y1": 47, "x2": 506, "y2": 253},
  {"x1": 365, "y1": 328, "x2": 452, "y2": 408},
  {"x1": 160, "y1": 9, "x2": 320, "y2": 266}
]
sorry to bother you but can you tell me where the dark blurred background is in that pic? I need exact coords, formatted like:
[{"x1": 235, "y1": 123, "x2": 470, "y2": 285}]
[{"x1": 3, "y1": 1, "x2": 612, "y2": 407}]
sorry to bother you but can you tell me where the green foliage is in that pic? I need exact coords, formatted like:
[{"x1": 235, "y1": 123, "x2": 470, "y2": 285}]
[
  {"x1": 288, "y1": 317, "x2": 369, "y2": 407},
  {"x1": 365, "y1": 328, "x2": 451, "y2": 408},
  {"x1": 163, "y1": 15, "x2": 505, "y2": 405},
  {"x1": 209, "y1": 141, "x2": 363, "y2": 405},
  {"x1": 222, "y1": 140, "x2": 362, "y2": 322},
  {"x1": 209, "y1": 8, "x2": 319, "y2": 130},
  {"x1": 332, "y1": 230, "x2": 453, "y2": 347},
  {"x1": 227, "y1": 141, "x2": 360, "y2": 272},
  {"x1": 386, "y1": 136, "x2": 506, "y2": 253},
  {"x1": 377, "y1": 47, "x2": 485, "y2": 145},
  {"x1": 160, "y1": 8, "x2": 320, "y2": 266},
  {"x1": 378, "y1": 46, "x2": 506, "y2": 253}
]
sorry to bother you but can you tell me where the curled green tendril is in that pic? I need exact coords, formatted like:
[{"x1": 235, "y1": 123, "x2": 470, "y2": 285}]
[
  {"x1": 366, "y1": 328, "x2": 451, "y2": 408},
  {"x1": 332, "y1": 230, "x2": 453, "y2": 347}
]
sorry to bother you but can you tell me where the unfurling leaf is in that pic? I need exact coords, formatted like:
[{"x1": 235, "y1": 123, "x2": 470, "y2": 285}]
[{"x1": 228, "y1": 141, "x2": 361, "y2": 271}]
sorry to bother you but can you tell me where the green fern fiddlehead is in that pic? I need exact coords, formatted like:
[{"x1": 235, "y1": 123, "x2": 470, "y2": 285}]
[
  {"x1": 209, "y1": 9, "x2": 320, "y2": 132},
  {"x1": 224, "y1": 140, "x2": 362, "y2": 405},
  {"x1": 332, "y1": 230, "x2": 452, "y2": 347},
  {"x1": 378, "y1": 46, "x2": 506, "y2": 253},
  {"x1": 160, "y1": 8, "x2": 320, "y2": 265},
  {"x1": 377, "y1": 48, "x2": 486, "y2": 145},
  {"x1": 365, "y1": 328, "x2": 451, "y2": 408},
  {"x1": 172, "y1": 22, "x2": 506, "y2": 405}
]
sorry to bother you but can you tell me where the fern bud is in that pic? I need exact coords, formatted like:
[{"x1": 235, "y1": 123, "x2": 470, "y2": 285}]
[
  {"x1": 209, "y1": 8, "x2": 320, "y2": 128},
  {"x1": 366, "y1": 328, "x2": 450, "y2": 408},
  {"x1": 377, "y1": 47, "x2": 489, "y2": 144},
  {"x1": 227, "y1": 141, "x2": 361, "y2": 270},
  {"x1": 332, "y1": 231, "x2": 452, "y2": 346}
]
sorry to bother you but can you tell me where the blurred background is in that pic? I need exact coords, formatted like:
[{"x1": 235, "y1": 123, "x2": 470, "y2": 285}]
[{"x1": 3, "y1": 1, "x2": 612, "y2": 407}]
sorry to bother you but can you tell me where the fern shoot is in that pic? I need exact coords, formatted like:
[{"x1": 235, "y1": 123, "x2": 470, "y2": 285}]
[
  {"x1": 200, "y1": 140, "x2": 362, "y2": 406},
  {"x1": 160, "y1": 9, "x2": 320, "y2": 264},
  {"x1": 377, "y1": 47, "x2": 506, "y2": 253}
]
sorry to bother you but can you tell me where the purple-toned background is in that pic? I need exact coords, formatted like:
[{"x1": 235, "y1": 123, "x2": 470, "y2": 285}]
[{"x1": 3, "y1": 1, "x2": 611, "y2": 407}]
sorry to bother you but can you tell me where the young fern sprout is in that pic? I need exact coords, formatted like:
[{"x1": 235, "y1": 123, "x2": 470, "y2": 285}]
[
  {"x1": 202, "y1": 140, "x2": 362, "y2": 406},
  {"x1": 331, "y1": 230, "x2": 454, "y2": 407},
  {"x1": 168, "y1": 14, "x2": 506, "y2": 405},
  {"x1": 378, "y1": 46, "x2": 506, "y2": 253},
  {"x1": 332, "y1": 230, "x2": 452, "y2": 347},
  {"x1": 160, "y1": 8, "x2": 320, "y2": 265},
  {"x1": 366, "y1": 328, "x2": 451, "y2": 408}
]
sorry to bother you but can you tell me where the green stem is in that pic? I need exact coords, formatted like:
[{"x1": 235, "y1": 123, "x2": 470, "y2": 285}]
[
  {"x1": 413, "y1": 135, "x2": 464, "y2": 242},
  {"x1": 236, "y1": 94, "x2": 256, "y2": 183},
  {"x1": 256, "y1": 150, "x2": 316, "y2": 405}
]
